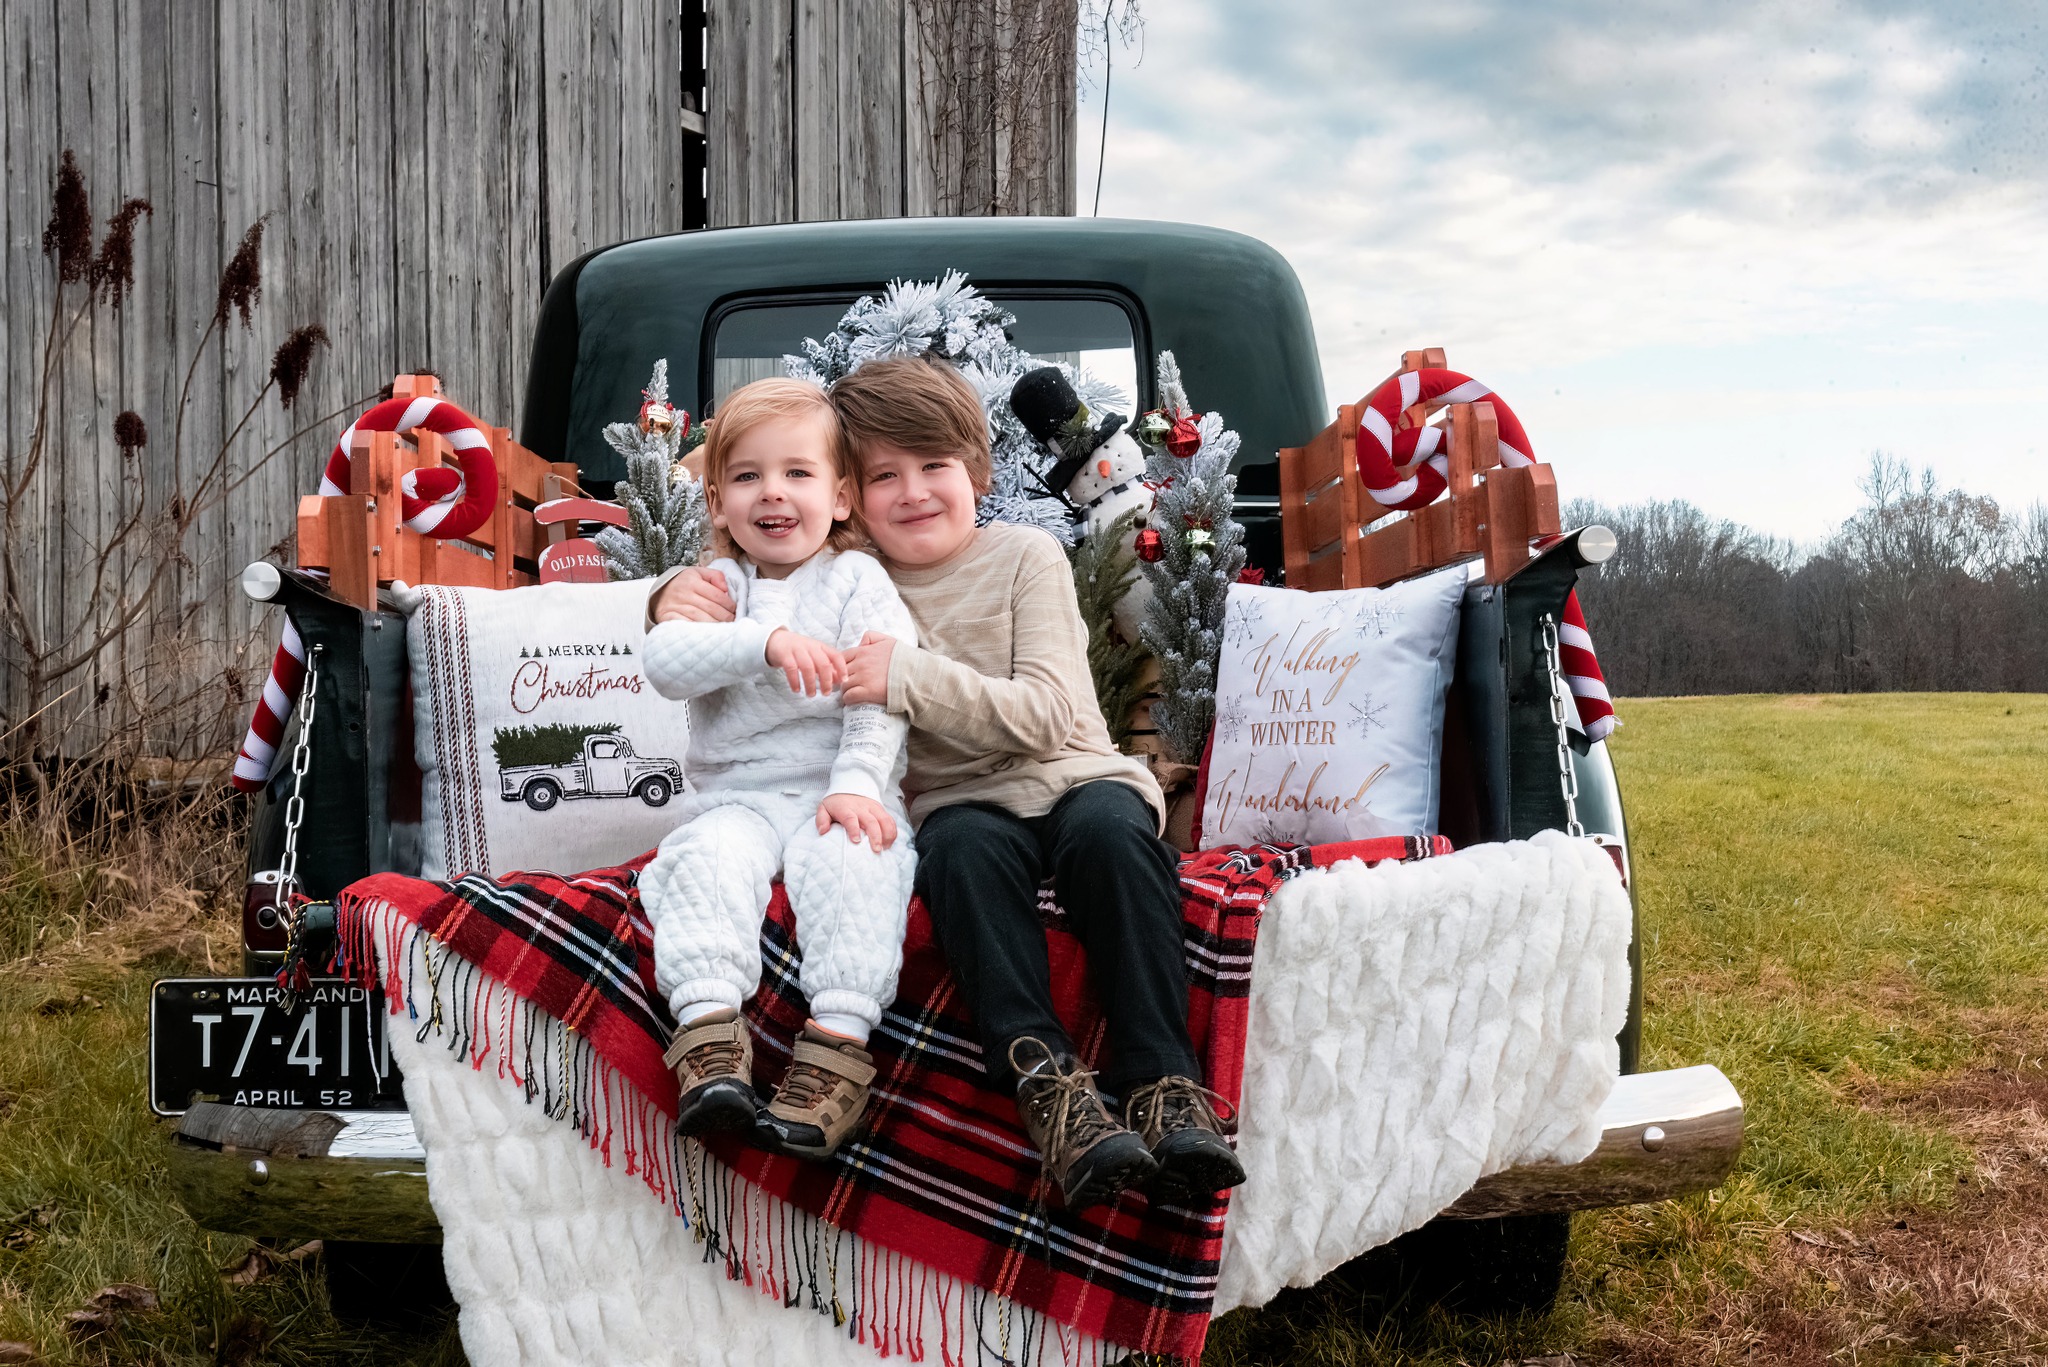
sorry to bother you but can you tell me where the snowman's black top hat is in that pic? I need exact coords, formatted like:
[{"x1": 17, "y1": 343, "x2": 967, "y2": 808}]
[{"x1": 1010, "y1": 365, "x2": 1131, "y2": 497}]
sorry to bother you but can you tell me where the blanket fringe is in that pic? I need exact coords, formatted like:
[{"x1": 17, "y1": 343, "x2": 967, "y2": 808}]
[{"x1": 348, "y1": 894, "x2": 1131, "y2": 1367}]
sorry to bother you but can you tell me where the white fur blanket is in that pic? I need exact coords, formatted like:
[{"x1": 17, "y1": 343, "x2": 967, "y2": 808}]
[{"x1": 383, "y1": 830, "x2": 1631, "y2": 1364}]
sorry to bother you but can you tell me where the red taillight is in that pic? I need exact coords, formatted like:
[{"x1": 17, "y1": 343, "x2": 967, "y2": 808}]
[
  {"x1": 242, "y1": 871, "x2": 289, "y2": 950},
  {"x1": 1589, "y1": 835, "x2": 1630, "y2": 888}
]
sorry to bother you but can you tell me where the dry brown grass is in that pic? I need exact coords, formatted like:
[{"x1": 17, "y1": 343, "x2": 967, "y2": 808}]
[
  {"x1": 1597, "y1": 1060, "x2": 2048, "y2": 1366},
  {"x1": 0, "y1": 780, "x2": 242, "y2": 971}
]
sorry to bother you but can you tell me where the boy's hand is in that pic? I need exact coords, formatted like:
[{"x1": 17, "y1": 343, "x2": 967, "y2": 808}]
[
  {"x1": 816, "y1": 792, "x2": 898, "y2": 849},
  {"x1": 766, "y1": 627, "x2": 845, "y2": 697},
  {"x1": 652, "y1": 567, "x2": 736, "y2": 624},
  {"x1": 842, "y1": 632, "x2": 897, "y2": 707}
]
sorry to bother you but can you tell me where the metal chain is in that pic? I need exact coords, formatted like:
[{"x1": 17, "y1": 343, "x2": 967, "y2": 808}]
[
  {"x1": 275, "y1": 644, "x2": 323, "y2": 999},
  {"x1": 1539, "y1": 614, "x2": 1585, "y2": 838}
]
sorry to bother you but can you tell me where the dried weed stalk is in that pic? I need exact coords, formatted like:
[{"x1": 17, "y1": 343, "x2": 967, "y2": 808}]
[{"x1": 1, "y1": 150, "x2": 367, "y2": 824}]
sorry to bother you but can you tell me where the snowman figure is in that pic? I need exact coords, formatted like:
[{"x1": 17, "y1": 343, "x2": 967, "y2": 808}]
[{"x1": 1010, "y1": 367, "x2": 1155, "y2": 641}]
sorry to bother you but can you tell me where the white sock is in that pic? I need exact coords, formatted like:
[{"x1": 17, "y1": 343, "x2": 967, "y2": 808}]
[
  {"x1": 811, "y1": 1012, "x2": 871, "y2": 1045},
  {"x1": 678, "y1": 999, "x2": 732, "y2": 1025}
]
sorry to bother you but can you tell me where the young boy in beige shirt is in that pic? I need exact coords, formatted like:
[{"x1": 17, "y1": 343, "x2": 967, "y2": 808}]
[{"x1": 651, "y1": 356, "x2": 1243, "y2": 1210}]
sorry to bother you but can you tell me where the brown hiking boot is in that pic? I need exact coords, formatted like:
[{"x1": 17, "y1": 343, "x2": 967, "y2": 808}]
[
  {"x1": 664, "y1": 1008, "x2": 756, "y2": 1136},
  {"x1": 1008, "y1": 1038, "x2": 1158, "y2": 1209},
  {"x1": 1124, "y1": 1075, "x2": 1246, "y2": 1201},
  {"x1": 756, "y1": 1021, "x2": 878, "y2": 1159}
]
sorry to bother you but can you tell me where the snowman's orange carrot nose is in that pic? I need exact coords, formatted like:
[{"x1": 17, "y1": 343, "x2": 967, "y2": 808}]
[{"x1": 1097, "y1": 458, "x2": 1112, "y2": 478}]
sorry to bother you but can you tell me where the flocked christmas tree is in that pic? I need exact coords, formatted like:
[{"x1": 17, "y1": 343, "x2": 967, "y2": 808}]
[
  {"x1": 1137, "y1": 350, "x2": 1246, "y2": 763},
  {"x1": 596, "y1": 360, "x2": 710, "y2": 580},
  {"x1": 784, "y1": 271, "x2": 1126, "y2": 543}
]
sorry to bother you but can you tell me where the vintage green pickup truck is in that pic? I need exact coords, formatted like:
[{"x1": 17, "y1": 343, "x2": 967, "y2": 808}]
[{"x1": 153, "y1": 216, "x2": 1742, "y2": 1323}]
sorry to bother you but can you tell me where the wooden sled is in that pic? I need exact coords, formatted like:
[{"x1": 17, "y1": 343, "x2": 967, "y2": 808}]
[
  {"x1": 294, "y1": 373, "x2": 625, "y2": 606},
  {"x1": 1278, "y1": 347, "x2": 1561, "y2": 591}
]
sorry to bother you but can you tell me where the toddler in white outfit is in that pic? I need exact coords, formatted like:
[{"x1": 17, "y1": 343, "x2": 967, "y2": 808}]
[{"x1": 638, "y1": 378, "x2": 916, "y2": 1159}]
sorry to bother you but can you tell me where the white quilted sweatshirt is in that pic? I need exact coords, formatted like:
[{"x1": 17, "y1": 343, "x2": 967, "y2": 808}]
[{"x1": 641, "y1": 549, "x2": 916, "y2": 807}]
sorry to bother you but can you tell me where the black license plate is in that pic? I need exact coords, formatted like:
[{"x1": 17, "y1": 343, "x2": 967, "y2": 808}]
[{"x1": 149, "y1": 978, "x2": 404, "y2": 1116}]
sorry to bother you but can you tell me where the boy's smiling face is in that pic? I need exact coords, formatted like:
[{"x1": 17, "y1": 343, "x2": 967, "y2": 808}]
[{"x1": 859, "y1": 441, "x2": 981, "y2": 568}]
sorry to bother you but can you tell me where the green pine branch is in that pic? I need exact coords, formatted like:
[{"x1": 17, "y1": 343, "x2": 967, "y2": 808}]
[{"x1": 1070, "y1": 508, "x2": 1151, "y2": 750}]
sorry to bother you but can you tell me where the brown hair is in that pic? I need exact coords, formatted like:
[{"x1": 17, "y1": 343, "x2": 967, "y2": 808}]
[
  {"x1": 828, "y1": 356, "x2": 993, "y2": 496},
  {"x1": 698, "y1": 378, "x2": 864, "y2": 560}
]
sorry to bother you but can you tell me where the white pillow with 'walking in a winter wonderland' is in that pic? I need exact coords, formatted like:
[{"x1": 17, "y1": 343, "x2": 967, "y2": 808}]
[
  {"x1": 399, "y1": 579, "x2": 692, "y2": 880},
  {"x1": 1199, "y1": 564, "x2": 1466, "y2": 849}
]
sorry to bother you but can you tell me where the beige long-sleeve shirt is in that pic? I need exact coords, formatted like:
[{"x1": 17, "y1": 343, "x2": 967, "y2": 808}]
[{"x1": 881, "y1": 522, "x2": 1163, "y2": 831}]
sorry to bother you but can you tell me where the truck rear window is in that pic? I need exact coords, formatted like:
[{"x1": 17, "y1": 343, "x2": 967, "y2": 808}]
[{"x1": 709, "y1": 295, "x2": 1140, "y2": 414}]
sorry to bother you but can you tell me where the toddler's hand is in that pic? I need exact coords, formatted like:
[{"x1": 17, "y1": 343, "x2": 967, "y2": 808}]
[
  {"x1": 816, "y1": 793, "x2": 898, "y2": 850},
  {"x1": 842, "y1": 632, "x2": 897, "y2": 707},
  {"x1": 766, "y1": 628, "x2": 845, "y2": 697},
  {"x1": 653, "y1": 567, "x2": 735, "y2": 623}
]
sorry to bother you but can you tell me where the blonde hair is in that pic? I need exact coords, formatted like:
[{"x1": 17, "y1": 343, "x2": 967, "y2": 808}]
[
  {"x1": 828, "y1": 356, "x2": 993, "y2": 496},
  {"x1": 698, "y1": 378, "x2": 865, "y2": 560}
]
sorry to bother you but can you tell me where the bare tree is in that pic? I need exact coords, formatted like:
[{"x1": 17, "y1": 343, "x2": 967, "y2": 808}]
[{"x1": 1566, "y1": 465, "x2": 2048, "y2": 699}]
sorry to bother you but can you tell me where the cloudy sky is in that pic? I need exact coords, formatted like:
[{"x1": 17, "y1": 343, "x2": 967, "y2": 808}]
[{"x1": 1076, "y1": 0, "x2": 2047, "y2": 542}]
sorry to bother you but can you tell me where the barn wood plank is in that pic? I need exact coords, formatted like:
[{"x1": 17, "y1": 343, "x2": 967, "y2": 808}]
[
  {"x1": 794, "y1": 0, "x2": 838, "y2": 221},
  {"x1": 214, "y1": 0, "x2": 282, "y2": 700},
  {"x1": 388, "y1": 0, "x2": 431, "y2": 378},
  {"x1": 501, "y1": 0, "x2": 544, "y2": 424},
  {"x1": 843, "y1": 0, "x2": 905, "y2": 219}
]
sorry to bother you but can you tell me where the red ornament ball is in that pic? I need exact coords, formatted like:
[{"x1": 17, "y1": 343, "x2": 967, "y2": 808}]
[
  {"x1": 1166, "y1": 415, "x2": 1202, "y2": 459},
  {"x1": 1134, "y1": 527, "x2": 1165, "y2": 563}
]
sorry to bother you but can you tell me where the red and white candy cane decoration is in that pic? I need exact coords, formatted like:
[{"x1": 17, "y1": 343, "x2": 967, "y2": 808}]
[
  {"x1": 318, "y1": 394, "x2": 499, "y2": 538},
  {"x1": 231, "y1": 618, "x2": 308, "y2": 791},
  {"x1": 1355, "y1": 368, "x2": 1615, "y2": 742},
  {"x1": 230, "y1": 395, "x2": 501, "y2": 793}
]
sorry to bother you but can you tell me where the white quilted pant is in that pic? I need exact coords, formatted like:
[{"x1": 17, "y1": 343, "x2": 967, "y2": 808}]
[{"x1": 641, "y1": 793, "x2": 916, "y2": 1030}]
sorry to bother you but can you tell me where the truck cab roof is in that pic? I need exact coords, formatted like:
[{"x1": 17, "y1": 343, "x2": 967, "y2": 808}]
[{"x1": 519, "y1": 217, "x2": 1330, "y2": 491}]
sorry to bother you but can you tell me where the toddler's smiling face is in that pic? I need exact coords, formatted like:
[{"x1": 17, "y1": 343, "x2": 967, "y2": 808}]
[{"x1": 709, "y1": 410, "x2": 852, "y2": 579}]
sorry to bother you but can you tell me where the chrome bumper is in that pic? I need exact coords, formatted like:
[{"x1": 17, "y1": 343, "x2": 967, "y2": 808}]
[
  {"x1": 166, "y1": 1064, "x2": 1742, "y2": 1242},
  {"x1": 166, "y1": 1102, "x2": 438, "y2": 1244},
  {"x1": 1443, "y1": 1064, "x2": 1744, "y2": 1218}
]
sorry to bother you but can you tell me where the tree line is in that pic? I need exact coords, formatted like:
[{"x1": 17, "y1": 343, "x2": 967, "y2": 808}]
[{"x1": 1565, "y1": 458, "x2": 2048, "y2": 697}]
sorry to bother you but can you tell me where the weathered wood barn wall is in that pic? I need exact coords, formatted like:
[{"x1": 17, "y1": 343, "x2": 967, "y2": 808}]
[
  {"x1": 1, "y1": 0, "x2": 1078, "y2": 760},
  {"x1": 709, "y1": 0, "x2": 1079, "y2": 223}
]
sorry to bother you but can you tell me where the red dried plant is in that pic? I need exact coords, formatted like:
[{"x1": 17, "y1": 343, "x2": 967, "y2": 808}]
[
  {"x1": 92, "y1": 198, "x2": 154, "y2": 309},
  {"x1": 214, "y1": 218, "x2": 266, "y2": 329},
  {"x1": 40, "y1": 151, "x2": 92, "y2": 285},
  {"x1": 268, "y1": 326, "x2": 330, "y2": 411},
  {"x1": 114, "y1": 411, "x2": 147, "y2": 458}
]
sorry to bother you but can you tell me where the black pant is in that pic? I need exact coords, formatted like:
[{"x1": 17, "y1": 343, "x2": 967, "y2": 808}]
[{"x1": 914, "y1": 780, "x2": 1198, "y2": 1095}]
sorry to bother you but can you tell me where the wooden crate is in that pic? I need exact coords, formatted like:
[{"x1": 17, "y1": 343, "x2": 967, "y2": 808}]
[
  {"x1": 1278, "y1": 348, "x2": 1560, "y2": 590},
  {"x1": 295, "y1": 374, "x2": 597, "y2": 606}
]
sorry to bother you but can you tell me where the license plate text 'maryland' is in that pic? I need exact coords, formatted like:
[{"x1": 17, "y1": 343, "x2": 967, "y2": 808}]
[{"x1": 149, "y1": 978, "x2": 403, "y2": 1116}]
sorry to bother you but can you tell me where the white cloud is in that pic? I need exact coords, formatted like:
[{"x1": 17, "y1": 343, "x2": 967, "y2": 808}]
[{"x1": 1077, "y1": 1, "x2": 2048, "y2": 535}]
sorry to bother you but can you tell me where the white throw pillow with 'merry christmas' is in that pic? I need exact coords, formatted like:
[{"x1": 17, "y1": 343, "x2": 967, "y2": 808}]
[
  {"x1": 400, "y1": 579, "x2": 691, "y2": 880},
  {"x1": 1199, "y1": 564, "x2": 1466, "y2": 849}
]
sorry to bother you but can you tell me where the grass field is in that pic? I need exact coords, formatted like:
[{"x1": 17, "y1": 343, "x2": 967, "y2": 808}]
[
  {"x1": 2, "y1": 694, "x2": 2045, "y2": 1365},
  {"x1": 1211, "y1": 693, "x2": 2048, "y2": 1366}
]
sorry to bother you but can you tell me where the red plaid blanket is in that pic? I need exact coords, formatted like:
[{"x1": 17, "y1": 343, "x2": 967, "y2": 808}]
[{"x1": 336, "y1": 835, "x2": 1448, "y2": 1361}]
